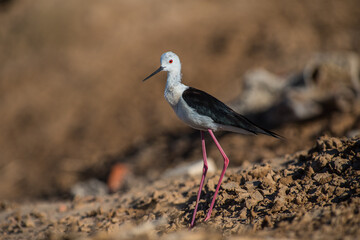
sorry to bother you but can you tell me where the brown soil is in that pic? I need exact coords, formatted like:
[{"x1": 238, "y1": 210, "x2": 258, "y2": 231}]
[
  {"x1": 0, "y1": 0, "x2": 359, "y2": 239},
  {"x1": 1, "y1": 136, "x2": 359, "y2": 239}
]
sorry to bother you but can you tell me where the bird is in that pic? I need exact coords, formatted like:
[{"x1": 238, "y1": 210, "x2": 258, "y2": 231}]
[{"x1": 143, "y1": 51, "x2": 281, "y2": 228}]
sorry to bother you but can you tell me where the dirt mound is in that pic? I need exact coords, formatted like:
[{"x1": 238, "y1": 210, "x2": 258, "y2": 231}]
[
  {"x1": 1, "y1": 136, "x2": 359, "y2": 239},
  {"x1": 0, "y1": 0, "x2": 359, "y2": 200}
]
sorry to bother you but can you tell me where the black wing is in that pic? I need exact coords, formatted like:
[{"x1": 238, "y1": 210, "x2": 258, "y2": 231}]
[{"x1": 182, "y1": 87, "x2": 281, "y2": 138}]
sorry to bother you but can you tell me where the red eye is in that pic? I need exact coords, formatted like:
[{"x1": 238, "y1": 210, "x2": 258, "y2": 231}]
[{"x1": 169, "y1": 59, "x2": 173, "y2": 63}]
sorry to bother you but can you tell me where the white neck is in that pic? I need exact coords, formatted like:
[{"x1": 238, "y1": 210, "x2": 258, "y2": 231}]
[
  {"x1": 164, "y1": 69, "x2": 188, "y2": 107},
  {"x1": 165, "y1": 69, "x2": 182, "y2": 89}
]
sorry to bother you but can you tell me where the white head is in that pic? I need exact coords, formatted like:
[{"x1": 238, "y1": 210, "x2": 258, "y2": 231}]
[
  {"x1": 160, "y1": 52, "x2": 181, "y2": 72},
  {"x1": 143, "y1": 51, "x2": 181, "y2": 81}
]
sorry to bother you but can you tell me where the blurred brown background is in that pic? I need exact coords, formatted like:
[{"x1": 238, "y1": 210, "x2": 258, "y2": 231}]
[{"x1": 0, "y1": 0, "x2": 359, "y2": 200}]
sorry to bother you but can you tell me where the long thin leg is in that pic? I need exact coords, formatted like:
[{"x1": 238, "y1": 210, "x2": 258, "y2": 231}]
[
  {"x1": 204, "y1": 129, "x2": 229, "y2": 221},
  {"x1": 190, "y1": 131, "x2": 208, "y2": 228}
]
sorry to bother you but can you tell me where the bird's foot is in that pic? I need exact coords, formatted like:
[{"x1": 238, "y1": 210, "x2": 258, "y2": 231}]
[
  {"x1": 189, "y1": 223, "x2": 195, "y2": 229},
  {"x1": 204, "y1": 211, "x2": 212, "y2": 222}
]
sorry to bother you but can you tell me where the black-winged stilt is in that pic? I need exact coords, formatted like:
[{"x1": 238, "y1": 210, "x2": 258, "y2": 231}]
[{"x1": 143, "y1": 51, "x2": 281, "y2": 228}]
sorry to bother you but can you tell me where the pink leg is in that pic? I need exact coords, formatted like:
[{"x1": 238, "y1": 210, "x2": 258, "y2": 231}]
[
  {"x1": 204, "y1": 129, "x2": 229, "y2": 221},
  {"x1": 190, "y1": 131, "x2": 208, "y2": 228}
]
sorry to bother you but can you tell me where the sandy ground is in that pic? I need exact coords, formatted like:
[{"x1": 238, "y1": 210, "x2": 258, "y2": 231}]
[{"x1": 0, "y1": 0, "x2": 359, "y2": 239}]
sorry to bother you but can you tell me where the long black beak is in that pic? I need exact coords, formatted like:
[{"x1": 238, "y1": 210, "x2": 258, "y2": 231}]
[{"x1": 143, "y1": 66, "x2": 164, "y2": 82}]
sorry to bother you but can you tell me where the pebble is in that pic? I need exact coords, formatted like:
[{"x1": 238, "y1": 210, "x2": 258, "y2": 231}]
[
  {"x1": 70, "y1": 179, "x2": 108, "y2": 197},
  {"x1": 272, "y1": 197, "x2": 286, "y2": 212},
  {"x1": 295, "y1": 195, "x2": 305, "y2": 205},
  {"x1": 251, "y1": 191, "x2": 264, "y2": 202},
  {"x1": 244, "y1": 181, "x2": 261, "y2": 192},
  {"x1": 331, "y1": 157, "x2": 348, "y2": 174},
  {"x1": 279, "y1": 175, "x2": 293, "y2": 186},
  {"x1": 32, "y1": 211, "x2": 47, "y2": 220},
  {"x1": 57, "y1": 204, "x2": 68, "y2": 213},
  {"x1": 222, "y1": 181, "x2": 241, "y2": 192},
  {"x1": 305, "y1": 165, "x2": 315, "y2": 177},
  {"x1": 237, "y1": 188, "x2": 250, "y2": 199},
  {"x1": 23, "y1": 218, "x2": 35, "y2": 228},
  {"x1": 312, "y1": 155, "x2": 330, "y2": 171},
  {"x1": 262, "y1": 173, "x2": 276, "y2": 190},
  {"x1": 239, "y1": 208, "x2": 247, "y2": 219},
  {"x1": 335, "y1": 187, "x2": 346, "y2": 196},
  {"x1": 313, "y1": 173, "x2": 332, "y2": 184},
  {"x1": 249, "y1": 164, "x2": 271, "y2": 178}
]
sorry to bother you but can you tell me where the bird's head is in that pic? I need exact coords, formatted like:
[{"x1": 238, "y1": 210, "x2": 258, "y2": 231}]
[
  {"x1": 143, "y1": 51, "x2": 181, "y2": 81},
  {"x1": 160, "y1": 51, "x2": 181, "y2": 72}
]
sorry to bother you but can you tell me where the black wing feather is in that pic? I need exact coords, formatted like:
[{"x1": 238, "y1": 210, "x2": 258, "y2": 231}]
[{"x1": 182, "y1": 87, "x2": 281, "y2": 138}]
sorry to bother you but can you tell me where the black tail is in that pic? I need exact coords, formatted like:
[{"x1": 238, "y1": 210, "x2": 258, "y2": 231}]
[{"x1": 235, "y1": 113, "x2": 285, "y2": 140}]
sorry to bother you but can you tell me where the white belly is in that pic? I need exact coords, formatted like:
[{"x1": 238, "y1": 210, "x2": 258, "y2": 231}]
[{"x1": 173, "y1": 97, "x2": 217, "y2": 131}]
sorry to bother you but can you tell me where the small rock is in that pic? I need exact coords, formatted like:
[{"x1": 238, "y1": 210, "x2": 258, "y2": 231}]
[
  {"x1": 312, "y1": 155, "x2": 330, "y2": 171},
  {"x1": 207, "y1": 177, "x2": 217, "y2": 192},
  {"x1": 295, "y1": 195, "x2": 306, "y2": 205},
  {"x1": 251, "y1": 191, "x2": 264, "y2": 202},
  {"x1": 244, "y1": 181, "x2": 261, "y2": 192},
  {"x1": 262, "y1": 173, "x2": 276, "y2": 190},
  {"x1": 331, "y1": 157, "x2": 348, "y2": 174},
  {"x1": 278, "y1": 183, "x2": 288, "y2": 196},
  {"x1": 327, "y1": 185, "x2": 335, "y2": 194},
  {"x1": 245, "y1": 198, "x2": 257, "y2": 209},
  {"x1": 272, "y1": 197, "x2": 286, "y2": 212},
  {"x1": 71, "y1": 179, "x2": 108, "y2": 197},
  {"x1": 58, "y1": 204, "x2": 68, "y2": 213},
  {"x1": 279, "y1": 176, "x2": 293, "y2": 186},
  {"x1": 239, "y1": 208, "x2": 247, "y2": 219},
  {"x1": 237, "y1": 188, "x2": 250, "y2": 199},
  {"x1": 331, "y1": 175, "x2": 347, "y2": 186},
  {"x1": 80, "y1": 225, "x2": 92, "y2": 232},
  {"x1": 330, "y1": 138, "x2": 343, "y2": 149},
  {"x1": 249, "y1": 164, "x2": 271, "y2": 178},
  {"x1": 335, "y1": 187, "x2": 346, "y2": 196},
  {"x1": 32, "y1": 211, "x2": 47, "y2": 220},
  {"x1": 107, "y1": 163, "x2": 129, "y2": 192},
  {"x1": 272, "y1": 173, "x2": 281, "y2": 182},
  {"x1": 23, "y1": 218, "x2": 35, "y2": 228},
  {"x1": 313, "y1": 173, "x2": 332, "y2": 184},
  {"x1": 283, "y1": 169, "x2": 292, "y2": 176},
  {"x1": 222, "y1": 181, "x2": 241, "y2": 192},
  {"x1": 305, "y1": 165, "x2": 315, "y2": 178}
]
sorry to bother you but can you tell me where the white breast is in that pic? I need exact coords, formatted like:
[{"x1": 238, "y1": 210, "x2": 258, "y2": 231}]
[
  {"x1": 173, "y1": 97, "x2": 217, "y2": 131},
  {"x1": 164, "y1": 83, "x2": 187, "y2": 107}
]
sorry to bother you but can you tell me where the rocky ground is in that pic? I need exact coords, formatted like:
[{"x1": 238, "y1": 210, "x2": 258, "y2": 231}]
[{"x1": 1, "y1": 136, "x2": 359, "y2": 239}]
